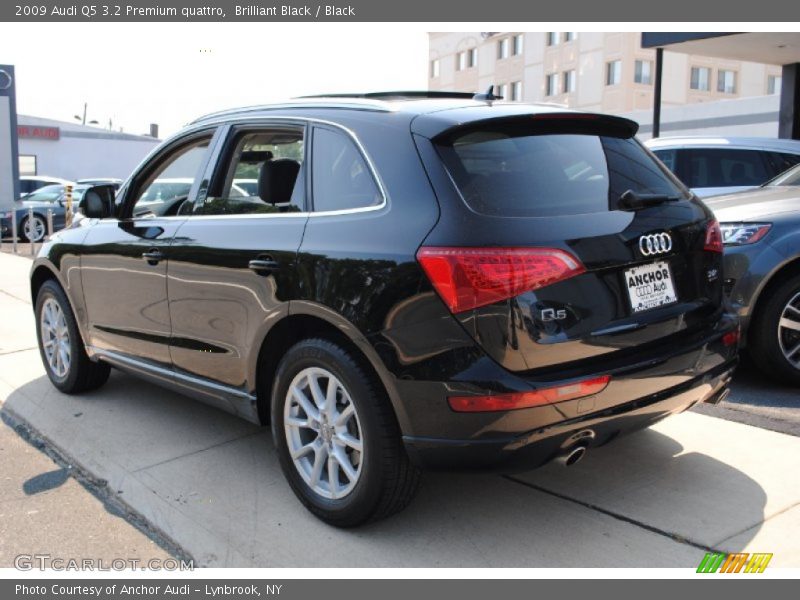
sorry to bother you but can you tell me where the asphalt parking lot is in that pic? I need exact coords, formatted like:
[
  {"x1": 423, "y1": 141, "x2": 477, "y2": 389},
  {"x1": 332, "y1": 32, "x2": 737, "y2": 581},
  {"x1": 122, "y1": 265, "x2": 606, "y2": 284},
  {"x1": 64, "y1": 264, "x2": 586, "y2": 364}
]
[{"x1": 1, "y1": 250, "x2": 799, "y2": 568}]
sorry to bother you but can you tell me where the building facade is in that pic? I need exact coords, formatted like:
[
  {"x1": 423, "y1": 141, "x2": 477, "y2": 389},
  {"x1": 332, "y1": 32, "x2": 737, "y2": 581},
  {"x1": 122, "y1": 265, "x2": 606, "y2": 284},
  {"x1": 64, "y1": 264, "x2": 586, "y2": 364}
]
[
  {"x1": 428, "y1": 32, "x2": 784, "y2": 115},
  {"x1": 17, "y1": 115, "x2": 160, "y2": 181}
]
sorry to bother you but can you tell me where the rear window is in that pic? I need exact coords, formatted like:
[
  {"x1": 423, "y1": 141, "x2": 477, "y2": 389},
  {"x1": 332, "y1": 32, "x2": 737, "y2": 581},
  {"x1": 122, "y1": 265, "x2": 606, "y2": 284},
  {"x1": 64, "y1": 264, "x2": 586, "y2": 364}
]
[{"x1": 437, "y1": 129, "x2": 686, "y2": 217}]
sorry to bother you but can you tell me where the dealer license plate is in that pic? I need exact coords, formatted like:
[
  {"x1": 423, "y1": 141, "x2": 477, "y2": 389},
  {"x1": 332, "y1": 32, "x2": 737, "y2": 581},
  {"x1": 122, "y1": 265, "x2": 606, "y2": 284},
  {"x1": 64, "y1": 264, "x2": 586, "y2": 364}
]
[{"x1": 625, "y1": 261, "x2": 677, "y2": 313}]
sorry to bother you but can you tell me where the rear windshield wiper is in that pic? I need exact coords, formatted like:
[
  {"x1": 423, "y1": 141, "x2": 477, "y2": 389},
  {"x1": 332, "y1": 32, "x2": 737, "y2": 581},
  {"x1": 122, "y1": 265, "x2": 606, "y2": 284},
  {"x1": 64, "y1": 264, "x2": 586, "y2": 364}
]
[{"x1": 619, "y1": 189, "x2": 683, "y2": 210}]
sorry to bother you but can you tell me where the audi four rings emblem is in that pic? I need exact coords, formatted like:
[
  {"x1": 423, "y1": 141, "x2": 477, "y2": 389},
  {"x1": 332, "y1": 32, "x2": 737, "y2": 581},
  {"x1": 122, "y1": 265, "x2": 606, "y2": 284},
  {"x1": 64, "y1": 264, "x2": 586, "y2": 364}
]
[{"x1": 639, "y1": 233, "x2": 673, "y2": 256}]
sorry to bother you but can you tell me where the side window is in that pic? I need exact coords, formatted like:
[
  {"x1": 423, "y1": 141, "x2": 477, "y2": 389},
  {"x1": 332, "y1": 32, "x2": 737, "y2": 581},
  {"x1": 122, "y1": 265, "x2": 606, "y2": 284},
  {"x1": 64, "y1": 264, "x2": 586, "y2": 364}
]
[
  {"x1": 684, "y1": 148, "x2": 769, "y2": 188},
  {"x1": 196, "y1": 127, "x2": 305, "y2": 215},
  {"x1": 130, "y1": 137, "x2": 212, "y2": 218},
  {"x1": 311, "y1": 127, "x2": 382, "y2": 212}
]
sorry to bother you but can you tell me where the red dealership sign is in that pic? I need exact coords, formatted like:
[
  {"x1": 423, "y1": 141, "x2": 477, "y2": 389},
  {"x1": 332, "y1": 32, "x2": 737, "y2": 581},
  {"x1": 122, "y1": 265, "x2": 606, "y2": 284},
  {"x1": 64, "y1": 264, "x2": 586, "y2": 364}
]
[{"x1": 17, "y1": 125, "x2": 59, "y2": 140}]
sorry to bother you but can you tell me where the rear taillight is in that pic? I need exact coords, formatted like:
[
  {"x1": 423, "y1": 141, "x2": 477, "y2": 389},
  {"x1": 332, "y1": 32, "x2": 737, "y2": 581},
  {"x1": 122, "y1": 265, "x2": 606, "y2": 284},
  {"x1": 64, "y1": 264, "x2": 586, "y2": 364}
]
[
  {"x1": 448, "y1": 375, "x2": 611, "y2": 413},
  {"x1": 416, "y1": 246, "x2": 585, "y2": 313},
  {"x1": 704, "y1": 220, "x2": 724, "y2": 253}
]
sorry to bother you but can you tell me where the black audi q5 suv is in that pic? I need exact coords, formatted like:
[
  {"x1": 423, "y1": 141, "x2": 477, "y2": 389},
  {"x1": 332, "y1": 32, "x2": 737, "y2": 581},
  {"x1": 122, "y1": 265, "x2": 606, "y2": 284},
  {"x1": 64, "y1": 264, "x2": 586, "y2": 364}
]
[{"x1": 30, "y1": 92, "x2": 738, "y2": 526}]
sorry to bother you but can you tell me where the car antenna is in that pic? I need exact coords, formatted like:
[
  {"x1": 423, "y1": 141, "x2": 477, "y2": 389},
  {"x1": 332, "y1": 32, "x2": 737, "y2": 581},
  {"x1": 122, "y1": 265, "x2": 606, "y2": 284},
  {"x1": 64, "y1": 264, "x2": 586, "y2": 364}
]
[{"x1": 473, "y1": 85, "x2": 503, "y2": 102}]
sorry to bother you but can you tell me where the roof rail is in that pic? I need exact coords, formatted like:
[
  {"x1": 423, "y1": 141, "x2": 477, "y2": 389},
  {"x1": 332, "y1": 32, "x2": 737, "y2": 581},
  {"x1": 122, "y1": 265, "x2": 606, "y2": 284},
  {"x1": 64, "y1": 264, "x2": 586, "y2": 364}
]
[{"x1": 298, "y1": 91, "x2": 476, "y2": 100}]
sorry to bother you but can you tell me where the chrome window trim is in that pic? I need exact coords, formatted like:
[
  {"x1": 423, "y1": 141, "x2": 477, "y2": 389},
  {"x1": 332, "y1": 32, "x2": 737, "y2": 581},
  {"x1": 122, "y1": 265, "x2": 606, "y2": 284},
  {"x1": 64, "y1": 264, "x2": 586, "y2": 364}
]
[{"x1": 177, "y1": 115, "x2": 388, "y2": 219}]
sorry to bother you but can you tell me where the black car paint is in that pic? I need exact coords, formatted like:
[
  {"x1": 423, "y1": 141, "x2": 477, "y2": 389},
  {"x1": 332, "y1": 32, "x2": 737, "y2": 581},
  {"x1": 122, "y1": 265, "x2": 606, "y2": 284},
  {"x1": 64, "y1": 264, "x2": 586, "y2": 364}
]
[{"x1": 31, "y1": 100, "x2": 738, "y2": 471}]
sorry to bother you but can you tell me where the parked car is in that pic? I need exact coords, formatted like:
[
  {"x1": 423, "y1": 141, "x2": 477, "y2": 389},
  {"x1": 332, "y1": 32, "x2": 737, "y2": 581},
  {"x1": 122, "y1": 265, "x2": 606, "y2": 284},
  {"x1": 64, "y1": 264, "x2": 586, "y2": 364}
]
[
  {"x1": 706, "y1": 163, "x2": 800, "y2": 384},
  {"x1": 30, "y1": 93, "x2": 738, "y2": 526},
  {"x1": 646, "y1": 136, "x2": 800, "y2": 198},
  {"x1": 77, "y1": 178, "x2": 123, "y2": 190},
  {"x1": 1, "y1": 184, "x2": 88, "y2": 242},
  {"x1": 19, "y1": 176, "x2": 73, "y2": 198}
]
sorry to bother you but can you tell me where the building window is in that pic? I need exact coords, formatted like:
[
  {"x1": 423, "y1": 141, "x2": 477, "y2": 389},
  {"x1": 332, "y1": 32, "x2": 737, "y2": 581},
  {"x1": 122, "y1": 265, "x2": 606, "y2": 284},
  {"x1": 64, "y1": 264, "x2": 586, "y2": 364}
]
[
  {"x1": 690, "y1": 67, "x2": 711, "y2": 91},
  {"x1": 546, "y1": 32, "x2": 559, "y2": 46},
  {"x1": 512, "y1": 34, "x2": 523, "y2": 56},
  {"x1": 511, "y1": 81, "x2": 522, "y2": 101},
  {"x1": 19, "y1": 155, "x2": 37, "y2": 176},
  {"x1": 497, "y1": 38, "x2": 509, "y2": 60},
  {"x1": 430, "y1": 59, "x2": 439, "y2": 78},
  {"x1": 562, "y1": 70, "x2": 576, "y2": 94},
  {"x1": 467, "y1": 48, "x2": 477, "y2": 68},
  {"x1": 634, "y1": 60, "x2": 653, "y2": 85},
  {"x1": 564, "y1": 32, "x2": 577, "y2": 42},
  {"x1": 496, "y1": 83, "x2": 507, "y2": 99},
  {"x1": 456, "y1": 52, "x2": 467, "y2": 71},
  {"x1": 768, "y1": 75, "x2": 782, "y2": 95},
  {"x1": 717, "y1": 69, "x2": 737, "y2": 94},
  {"x1": 606, "y1": 60, "x2": 622, "y2": 86},
  {"x1": 546, "y1": 74, "x2": 558, "y2": 97}
]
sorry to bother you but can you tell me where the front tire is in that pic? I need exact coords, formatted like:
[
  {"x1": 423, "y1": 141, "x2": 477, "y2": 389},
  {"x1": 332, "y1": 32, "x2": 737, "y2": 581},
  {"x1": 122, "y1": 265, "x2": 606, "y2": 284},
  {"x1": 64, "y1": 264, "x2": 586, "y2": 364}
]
[
  {"x1": 35, "y1": 280, "x2": 110, "y2": 393},
  {"x1": 750, "y1": 273, "x2": 800, "y2": 386},
  {"x1": 271, "y1": 338, "x2": 420, "y2": 527}
]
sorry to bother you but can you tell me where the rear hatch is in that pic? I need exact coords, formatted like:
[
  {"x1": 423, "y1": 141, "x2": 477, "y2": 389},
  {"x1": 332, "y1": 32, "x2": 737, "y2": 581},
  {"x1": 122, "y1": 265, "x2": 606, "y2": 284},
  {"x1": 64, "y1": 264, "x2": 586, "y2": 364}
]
[{"x1": 415, "y1": 112, "x2": 725, "y2": 374}]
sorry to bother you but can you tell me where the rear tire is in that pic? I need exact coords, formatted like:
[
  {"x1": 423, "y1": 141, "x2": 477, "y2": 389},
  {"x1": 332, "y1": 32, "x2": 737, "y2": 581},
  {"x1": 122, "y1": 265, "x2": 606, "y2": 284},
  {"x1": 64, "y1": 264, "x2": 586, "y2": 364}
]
[
  {"x1": 750, "y1": 273, "x2": 800, "y2": 386},
  {"x1": 271, "y1": 337, "x2": 421, "y2": 527},
  {"x1": 35, "y1": 280, "x2": 110, "y2": 393}
]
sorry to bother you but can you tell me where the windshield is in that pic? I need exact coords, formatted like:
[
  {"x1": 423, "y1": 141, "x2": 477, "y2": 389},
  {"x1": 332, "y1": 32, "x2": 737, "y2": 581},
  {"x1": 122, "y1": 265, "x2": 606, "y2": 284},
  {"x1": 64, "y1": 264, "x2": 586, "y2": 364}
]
[
  {"x1": 23, "y1": 185, "x2": 64, "y2": 203},
  {"x1": 437, "y1": 129, "x2": 688, "y2": 217},
  {"x1": 766, "y1": 163, "x2": 800, "y2": 187}
]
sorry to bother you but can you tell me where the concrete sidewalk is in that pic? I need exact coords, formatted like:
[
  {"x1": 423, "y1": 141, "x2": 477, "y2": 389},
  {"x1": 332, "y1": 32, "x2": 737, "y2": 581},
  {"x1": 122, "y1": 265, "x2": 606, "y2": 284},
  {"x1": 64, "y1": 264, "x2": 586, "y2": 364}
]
[{"x1": 1, "y1": 251, "x2": 799, "y2": 568}]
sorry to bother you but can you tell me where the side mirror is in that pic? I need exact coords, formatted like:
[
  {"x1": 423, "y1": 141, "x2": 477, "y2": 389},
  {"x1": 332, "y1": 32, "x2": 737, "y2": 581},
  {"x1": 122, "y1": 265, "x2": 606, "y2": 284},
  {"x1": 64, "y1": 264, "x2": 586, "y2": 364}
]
[{"x1": 78, "y1": 185, "x2": 116, "y2": 219}]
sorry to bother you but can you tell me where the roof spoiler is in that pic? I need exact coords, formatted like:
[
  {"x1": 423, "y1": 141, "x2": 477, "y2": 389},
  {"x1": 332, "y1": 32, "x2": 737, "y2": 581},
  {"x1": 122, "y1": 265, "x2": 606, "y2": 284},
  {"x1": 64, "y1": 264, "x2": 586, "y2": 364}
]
[{"x1": 432, "y1": 112, "x2": 640, "y2": 142}]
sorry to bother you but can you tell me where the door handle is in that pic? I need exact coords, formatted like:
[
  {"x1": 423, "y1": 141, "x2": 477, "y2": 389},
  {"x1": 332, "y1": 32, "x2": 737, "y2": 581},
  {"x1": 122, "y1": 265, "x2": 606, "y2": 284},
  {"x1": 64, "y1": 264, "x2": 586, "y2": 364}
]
[
  {"x1": 142, "y1": 249, "x2": 165, "y2": 265},
  {"x1": 248, "y1": 258, "x2": 280, "y2": 275}
]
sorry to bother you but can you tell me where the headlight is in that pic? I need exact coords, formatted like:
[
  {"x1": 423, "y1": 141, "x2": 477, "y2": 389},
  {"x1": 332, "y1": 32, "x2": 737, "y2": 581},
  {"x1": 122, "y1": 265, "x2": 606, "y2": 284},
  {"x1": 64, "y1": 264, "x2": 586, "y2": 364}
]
[{"x1": 719, "y1": 223, "x2": 772, "y2": 245}]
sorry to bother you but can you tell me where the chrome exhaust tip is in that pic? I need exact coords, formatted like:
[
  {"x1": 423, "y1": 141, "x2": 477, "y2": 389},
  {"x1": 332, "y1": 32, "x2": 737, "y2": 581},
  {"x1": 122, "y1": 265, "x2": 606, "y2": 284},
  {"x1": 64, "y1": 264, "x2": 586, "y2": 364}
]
[{"x1": 556, "y1": 445, "x2": 587, "y2": 467}]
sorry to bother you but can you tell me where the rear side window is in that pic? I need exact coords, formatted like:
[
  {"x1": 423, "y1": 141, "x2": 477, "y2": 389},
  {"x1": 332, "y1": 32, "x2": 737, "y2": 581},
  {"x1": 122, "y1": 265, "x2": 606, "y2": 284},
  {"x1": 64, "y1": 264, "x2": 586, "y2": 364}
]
[
  {"x1": 682, "y1": 148, "x2": 769, "y2": 188},
  {"x1": 311, "y1": 127, "x2": 382, "y2": 212},
  {"x1": 436, "y1": 129, "x2": 685, "y2": 217}
]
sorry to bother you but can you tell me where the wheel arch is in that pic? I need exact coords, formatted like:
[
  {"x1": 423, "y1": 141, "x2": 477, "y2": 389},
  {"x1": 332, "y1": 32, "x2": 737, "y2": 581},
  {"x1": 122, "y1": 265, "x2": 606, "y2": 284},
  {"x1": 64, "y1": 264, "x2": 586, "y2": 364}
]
[
  {"x1": 252, "y1": 302, "x2": 409, "y2": 435},
  {"x1": 30, "y1": 260, "x2": 90, "y2": 348}
]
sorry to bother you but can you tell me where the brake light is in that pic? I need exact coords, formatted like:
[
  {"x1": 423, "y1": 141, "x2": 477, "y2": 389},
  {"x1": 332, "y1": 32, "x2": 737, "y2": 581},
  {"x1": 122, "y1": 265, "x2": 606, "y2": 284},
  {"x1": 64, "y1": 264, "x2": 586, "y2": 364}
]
[
  {"x1": 704, "y1": 220, "x2": 724, "y2": 253},
  {"x1": 448, "y1": 375, "x2": 611, "y2": 413},
  {"x1": 417, "y1": 246, "x2": 585, "y2": 313}
]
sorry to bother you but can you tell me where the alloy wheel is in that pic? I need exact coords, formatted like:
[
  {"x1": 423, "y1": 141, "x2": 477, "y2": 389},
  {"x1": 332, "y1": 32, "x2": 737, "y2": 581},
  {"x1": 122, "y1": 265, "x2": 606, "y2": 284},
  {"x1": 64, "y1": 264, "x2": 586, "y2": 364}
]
[
  {"x1": 24, "y1": 216, "x2": 46, "y2": 242},
  {"x1": 40, "y1": 297, "x2": 71, "y2": 378},
  {"x1": 284, "y1": 366, "x2": 364, "y2": 499}
]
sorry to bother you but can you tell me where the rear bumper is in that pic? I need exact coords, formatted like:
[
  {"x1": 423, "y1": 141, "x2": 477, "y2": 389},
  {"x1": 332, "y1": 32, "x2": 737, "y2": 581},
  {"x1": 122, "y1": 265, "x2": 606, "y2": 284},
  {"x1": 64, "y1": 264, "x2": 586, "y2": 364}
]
[{"x1": 403, "y1": 357, "x2": 734, "y2": 472}]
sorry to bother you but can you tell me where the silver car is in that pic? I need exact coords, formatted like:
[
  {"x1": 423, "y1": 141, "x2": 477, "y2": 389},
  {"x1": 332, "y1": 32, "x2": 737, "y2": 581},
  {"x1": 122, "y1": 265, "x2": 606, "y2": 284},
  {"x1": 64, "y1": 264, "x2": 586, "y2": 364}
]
[
  {"x1": 646, "y1": 136, "x2": 800, "y2": 198},
  {"x1": 706, "y1": 164, "x2": 800, "y2": 384}
]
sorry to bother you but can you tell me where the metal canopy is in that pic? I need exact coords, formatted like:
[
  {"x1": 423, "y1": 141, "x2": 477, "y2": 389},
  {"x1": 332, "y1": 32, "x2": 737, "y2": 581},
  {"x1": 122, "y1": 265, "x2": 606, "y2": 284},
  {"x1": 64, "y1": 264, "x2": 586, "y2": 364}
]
[{"x1": 641, "y1": 33, "x2": 800, "y2": 140}]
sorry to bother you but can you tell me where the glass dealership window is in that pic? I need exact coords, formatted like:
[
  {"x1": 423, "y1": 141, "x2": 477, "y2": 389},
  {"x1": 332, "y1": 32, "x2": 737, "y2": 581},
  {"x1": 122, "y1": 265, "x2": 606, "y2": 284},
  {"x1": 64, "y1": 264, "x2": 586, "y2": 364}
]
[
  {"x1": 634, "y1": 60, "x2": 653, "y2": 84},
  {"x1": 690, "y1": 67, "x2": 711, "y2": 91},
  {"x1": 606, "y1": 60, "x2": 622, "y2": 86},
  {"x1": 717, "y1": 70, "x2": 737, "y2": 94}
]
